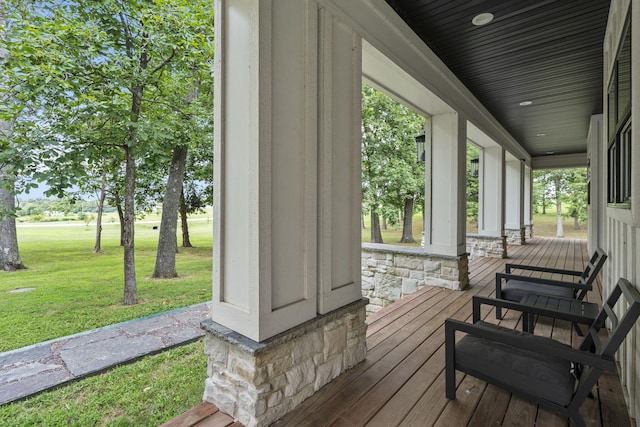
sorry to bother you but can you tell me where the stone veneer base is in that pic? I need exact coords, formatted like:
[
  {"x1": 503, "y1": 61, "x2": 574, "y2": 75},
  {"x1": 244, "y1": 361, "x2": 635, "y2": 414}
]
[
  {"x1": 525, "y1": 224, "x2": 534, "y2": 239},
  {"x1": 361, "y1": 243, "x2": 469, "y2": 314},
  {"x1": 505, "y1": 227, "x2": 526, "y2": 245},
  {"x1": 466, "y1": 234, "x2": 507, "y2": 259},
  {"x1": 201, "y1": 298, "x2": 368, "y2": 427}
]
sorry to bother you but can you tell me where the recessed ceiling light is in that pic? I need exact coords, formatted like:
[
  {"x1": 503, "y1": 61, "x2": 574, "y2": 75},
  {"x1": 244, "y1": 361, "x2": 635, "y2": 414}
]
[
  {"x1": 546, "y1": 151, "x2": 555, "y2": 155},
  {"x1": 519, "y1": 101, "x2": 533, "y2": 106},
  {"x1": 536, "y1": 133, "x2": 546, "y2": 137},
  {"x1": 472, "y1": 13, "x2": 494, "y2": 26}
]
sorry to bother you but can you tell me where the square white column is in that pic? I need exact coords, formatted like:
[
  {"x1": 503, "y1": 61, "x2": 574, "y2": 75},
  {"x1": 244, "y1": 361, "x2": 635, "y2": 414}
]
[
  {"x1": 505, "y1": 158, "x2": 525, "y2": 244},
  {"x1": 478, "y1": 146, "x2": 505, "y2": 237},
  {"x1": 212, "y1": 0, "x2": 363, "y2": 342},
  {"x1": 424, "y1": 112, "x2": 467, "y2": 257}
]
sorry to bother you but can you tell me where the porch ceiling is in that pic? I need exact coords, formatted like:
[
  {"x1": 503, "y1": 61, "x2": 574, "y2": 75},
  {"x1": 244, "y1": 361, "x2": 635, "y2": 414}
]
[{"x1": 384, "y1": 0, "x2": 610, "y2": 160}]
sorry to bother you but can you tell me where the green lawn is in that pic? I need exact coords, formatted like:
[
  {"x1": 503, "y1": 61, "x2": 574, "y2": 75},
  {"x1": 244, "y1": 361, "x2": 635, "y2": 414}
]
[
  {"x1": 361, "y1": 214, "x2": 424, "y2": 247},
  {"x1": 1, "y1": 220, "x2": 212, "y2": 352},
  {"x1": 0, "y1": 340, "x2": 207, "y2": 427},
  {"x1": 531, "y1": 212, "x2": 587, "y2": 239},
  {"x1": 0, "y1": 219, "x2": 212, "y2": 425},
  {"x1": 360, "y1": 211, "x2": 587, "y2": 245}
]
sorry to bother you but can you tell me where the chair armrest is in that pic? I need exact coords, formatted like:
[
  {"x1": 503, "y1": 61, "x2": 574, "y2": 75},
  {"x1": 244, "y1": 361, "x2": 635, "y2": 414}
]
[
  {"x1": 472, "y1": 295, "x2": 597, "y2": 326},
  {"x1": 444, "y1": 318, "x2": 615, "y2": 371},
  {"x1": 472, "y1": 296, "x2": 562, "y2": 323},
  {"x1": 505, "y1": 263, "x2": 582, "y2": 276},
  {"x1": 496, "y1": 272, "x2": 592, "y2": 291},
  {"x1": 472, "y1": 296, "x2": 537, "y2": 323}
]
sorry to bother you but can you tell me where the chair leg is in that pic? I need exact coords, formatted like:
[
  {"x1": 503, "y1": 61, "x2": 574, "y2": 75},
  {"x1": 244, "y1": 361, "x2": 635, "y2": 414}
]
[
  {"x1": 445, "y1": 323, "x2": 456, "y2": 400},
  {"x1": 496, "y1": 306, "x2": 503, "y2": 320},
  {"x1": 568, "y1": 408, "x2": 586, "y2": 427},
  {"x1": 522, "y1": 313, "x2": 535, "y2": 333},
  {"x1": 572, "y1": 322, "x2": 585, "y2": 336}
]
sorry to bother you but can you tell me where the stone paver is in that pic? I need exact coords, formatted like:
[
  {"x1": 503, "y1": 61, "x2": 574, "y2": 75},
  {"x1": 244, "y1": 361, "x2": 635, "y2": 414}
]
[{"x1": 0, "y1": 302, "x2": 210, "y2": 405}]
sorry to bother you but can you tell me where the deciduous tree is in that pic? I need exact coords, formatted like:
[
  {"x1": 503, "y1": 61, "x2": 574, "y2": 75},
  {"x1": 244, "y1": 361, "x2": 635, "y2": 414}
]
[
  {"x1": 361, "y1": 84, "x2": 424, "y2": 244},
  {"x1": 2, "y1": 0, "x2": 213, "y2": 303}
]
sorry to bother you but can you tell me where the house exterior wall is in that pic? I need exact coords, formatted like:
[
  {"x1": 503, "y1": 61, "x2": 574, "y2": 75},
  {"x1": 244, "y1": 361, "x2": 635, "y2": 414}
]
[{"x1": 601, "y1": 0, "x2": 639, "y2": 420}]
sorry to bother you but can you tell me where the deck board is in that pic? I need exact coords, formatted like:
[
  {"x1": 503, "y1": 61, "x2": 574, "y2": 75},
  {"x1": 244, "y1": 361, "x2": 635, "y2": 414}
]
[{"x1": 165, "y1": 237, "x2": 633, "y2": 427}]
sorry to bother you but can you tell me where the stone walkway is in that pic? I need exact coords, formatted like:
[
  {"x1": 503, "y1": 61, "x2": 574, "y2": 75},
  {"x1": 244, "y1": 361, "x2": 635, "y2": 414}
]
[{"x1": 0, "y1": 302, "x2": 210, "y2": 405}]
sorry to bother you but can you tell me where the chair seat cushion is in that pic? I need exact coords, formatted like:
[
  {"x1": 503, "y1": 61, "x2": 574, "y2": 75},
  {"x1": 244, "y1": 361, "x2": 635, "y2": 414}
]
[
  {"x1": 502, "y1": 279, "x2": 575, "y2": 301},
  {"x1": 455, "y1": 322, "x2": 575, "y2": 406}
]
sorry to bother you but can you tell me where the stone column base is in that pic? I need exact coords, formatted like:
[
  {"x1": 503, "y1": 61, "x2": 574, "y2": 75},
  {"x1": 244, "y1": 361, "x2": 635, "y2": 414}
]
[
  {"x1": 505, "y1": 227, "x2": 526, "y2": 245},
  {"x1": 201, "y1": 298, "x2": 368, "y2": 427},
  {"x1": 466, "y1": 234, "x2": 508, "y2": 259},
  {"x1": 525, "y1": 224, "x2": 534, "y2": 239}
]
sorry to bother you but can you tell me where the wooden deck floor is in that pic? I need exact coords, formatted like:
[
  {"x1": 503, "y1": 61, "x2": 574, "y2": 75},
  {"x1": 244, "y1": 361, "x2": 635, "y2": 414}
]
[{"x1": 164, "y1": 237, "x2": 634, "y2": 427}]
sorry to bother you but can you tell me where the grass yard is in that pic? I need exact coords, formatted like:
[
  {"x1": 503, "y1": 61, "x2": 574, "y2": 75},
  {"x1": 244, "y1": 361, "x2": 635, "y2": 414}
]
[
  {"x1": 1, "y1": 219, "x2": 213, "y2": 352},
  {"x1": 532, "y1": 212, "x2": 587, "y2": 239},
  {"x1": 0, "y1": 340, "x2": 207, "y2": 427},
  {"x1": 0, "y1": 218, "x2": 213, "y2": 425},
  {"x1": 360, "y1": 211, "x2": 587, "y2": 244},
  {"x1": 361, "y1": 214, "x2": 424, "y2": 247}
]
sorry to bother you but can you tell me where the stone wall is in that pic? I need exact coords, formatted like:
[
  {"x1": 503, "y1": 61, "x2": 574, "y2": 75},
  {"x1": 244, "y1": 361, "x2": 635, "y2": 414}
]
[
  {"x1": 505, "y1": 227, "x2": 526, "y2": 245},
  {"x1": 466, "y1": 234, "x2": 507, "y2": 259},
  {"x1": 201, "y1": 299, "x2": 368, "y2": 427},
  {"x1": 361, "y1": 243, "x2": 469, "y2": 314}
]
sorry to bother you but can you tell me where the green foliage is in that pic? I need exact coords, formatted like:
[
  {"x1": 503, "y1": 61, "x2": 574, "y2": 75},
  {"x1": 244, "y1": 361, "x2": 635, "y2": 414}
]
[
  {"x1": 533, "y1": 168, "x2": 588, "y2": 227},
  {"x1": 1, "y1": 0, "x2": 214, "y2": 213},
  {"x1": 466, "y1": 144, "x2": 480, "y2": 225},
  {"x1": 361, "y1": 84, "x2": 425, "y2": 221}
]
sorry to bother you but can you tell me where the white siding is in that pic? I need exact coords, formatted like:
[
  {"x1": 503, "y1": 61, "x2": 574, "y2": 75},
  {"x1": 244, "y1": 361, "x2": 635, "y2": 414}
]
[{"x1": 601, "y1": 0, "x2": 639, "y2": 420}]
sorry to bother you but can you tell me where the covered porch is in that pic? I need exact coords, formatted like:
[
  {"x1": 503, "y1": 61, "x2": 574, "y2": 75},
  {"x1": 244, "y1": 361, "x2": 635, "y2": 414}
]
[{"x1": 165, "y1": 237, "x2": 632, "y2": 426}]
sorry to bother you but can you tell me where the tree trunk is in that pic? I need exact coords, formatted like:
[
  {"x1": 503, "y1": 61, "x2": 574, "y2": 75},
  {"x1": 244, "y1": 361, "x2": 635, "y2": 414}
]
[
  {"x1": 574, "y1": 214, "x2": 580, "y2": 230},
  {"x1": 152, "y1": 146, "x2": 188, "y2": 278},
  {"x1": 361, "y1": 212, "x2": 366, "y2": 229},
  {"x1": 0, "y1": 170, "x2": 26, "y2": 271},
  {"x1": 180, "y1": 187, "x2": 192, "y2": 248},
  {"x1": 381, "y1": 216, "x2": 387, "y2": 230},
  {"x1": 555, "y1": 175, "x2": 564, "y2": 238},
  {"x1": 122, "y1": 144, "x2": 137, "y2": 304},
  {"x1": 0, "y1": 7, "x2": 25, "y2": 271},
  {"x1": 400, "y1": 197, "x2": 416, "y2": 243},
  {"x1": 114, "y1": 193, "x2": 125, "y2": 246},
  {"x1": 122, "y1": 70, "x2": 146, "y2": 304},
  {"x1": 370, "y1": 209, "x2": 383, "y2": 243},
  {"x1": 93, "y1": 170, "x2": 107, "y2": 253}
]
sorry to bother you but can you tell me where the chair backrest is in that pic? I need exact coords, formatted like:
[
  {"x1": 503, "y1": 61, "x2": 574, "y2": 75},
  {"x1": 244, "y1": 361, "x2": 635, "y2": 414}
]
[
  {"x1": 578, "y1": 248, "x2": 607, "y2": 285},
  {"x1": 575, "y1": 249, "x2": 608, "y2": 299},
  {"x1": 570, "y1": 278, "x2": 640, "y2": 411},
  {"x1": 579, "y1": 277, "x2": 640, "y2": 356}
]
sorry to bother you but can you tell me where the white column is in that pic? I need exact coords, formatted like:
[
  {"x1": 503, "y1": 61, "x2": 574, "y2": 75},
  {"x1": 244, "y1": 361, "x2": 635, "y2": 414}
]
[
  {"x1": 478, "y1": 146, "x2": 505, "y2": 237},
  {"x1": 524, "y1": 165, "x2": 533, "y2": 234},
  {"x1": 213, "y1": 0, "x2": 363, "y2": 342},
  {"x1": 424, "y1": 112, "x2": 467, "y2": 257},
  {"x1": 505, "y1": 158, "x2": 525, "y2": 242},
  {"x1": 317, "y1": 8, "x2": 363, "y2": 314},
  {"x1": 213, "y1": 0, "x2": 317, "y2": 342},
  {"x1": 587, "y1": 114, "x2": 604, "y2": 253}
]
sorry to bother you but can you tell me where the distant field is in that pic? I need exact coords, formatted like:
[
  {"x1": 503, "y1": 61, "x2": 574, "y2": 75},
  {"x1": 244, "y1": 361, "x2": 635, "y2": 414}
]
[{"x1": 361, "y1": 211, "x2": 587, "y2": 244}]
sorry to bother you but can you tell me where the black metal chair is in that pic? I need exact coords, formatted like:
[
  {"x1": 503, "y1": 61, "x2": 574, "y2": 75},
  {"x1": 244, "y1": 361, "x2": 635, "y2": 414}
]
[
  {"x1": 495, "y1": 248, "x2": 607, "y2": 321},
  {"x1": 445, "y1": 277, "x2": 640, "y2": 427}
]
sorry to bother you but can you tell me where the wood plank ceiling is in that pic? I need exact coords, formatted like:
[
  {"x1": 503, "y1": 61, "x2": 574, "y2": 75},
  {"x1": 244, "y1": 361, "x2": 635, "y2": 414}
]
[{"x1": 383, "y1": 0, "x2": 611, "y2": 159}]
